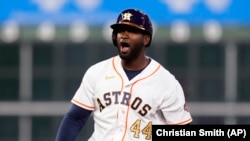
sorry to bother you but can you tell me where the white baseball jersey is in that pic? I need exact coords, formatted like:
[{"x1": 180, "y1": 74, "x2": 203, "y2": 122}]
[{"x1": 72, "y1": 55, "x2": 192, "y2": 141}]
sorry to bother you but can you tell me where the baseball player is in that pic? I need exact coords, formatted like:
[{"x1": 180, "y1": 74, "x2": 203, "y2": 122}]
[{"x1": 55, "y1": 8, "x2": 192, "y2": 141}]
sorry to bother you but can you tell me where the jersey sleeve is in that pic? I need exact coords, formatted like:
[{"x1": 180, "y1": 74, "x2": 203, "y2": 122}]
[
  {"x1": 160, "y1": 81, "x2": 192, "y2": 125},
  {"x1": 71, "y1": 66, "x2": 96, "y2": 111}
]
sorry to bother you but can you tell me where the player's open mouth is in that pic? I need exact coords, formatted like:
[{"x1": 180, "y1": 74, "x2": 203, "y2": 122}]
[
  {"x1": 120, "y1": 42, "x2": 130, "y2": 52},
  {"x1": 121, "y1": 42, "x2": 129, "y2": 47}
]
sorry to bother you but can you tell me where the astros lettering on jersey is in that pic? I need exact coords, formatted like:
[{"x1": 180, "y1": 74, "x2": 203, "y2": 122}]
[{"x1": 71, "y1": 55, "x2": 192, "y2": 141}]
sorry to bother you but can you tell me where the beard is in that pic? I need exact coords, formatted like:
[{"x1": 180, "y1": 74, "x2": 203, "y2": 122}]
[{"x1": 118, "y1": 42, "x2": 144, "y2": 62}]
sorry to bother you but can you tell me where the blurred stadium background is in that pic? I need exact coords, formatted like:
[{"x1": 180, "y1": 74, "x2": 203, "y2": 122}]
[{"x1": 0, "y1": 0, "x2": 250, "y2": 141}]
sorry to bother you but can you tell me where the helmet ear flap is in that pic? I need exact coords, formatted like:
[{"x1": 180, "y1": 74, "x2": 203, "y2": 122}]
[{"x1": 112, "y1": 31, "x2": 117, "y2": 47}]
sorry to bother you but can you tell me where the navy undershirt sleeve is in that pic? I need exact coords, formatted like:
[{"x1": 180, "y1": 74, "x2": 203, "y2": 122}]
[{"x1": 55, "y1": 104, "x2": 92, "y2": 141}]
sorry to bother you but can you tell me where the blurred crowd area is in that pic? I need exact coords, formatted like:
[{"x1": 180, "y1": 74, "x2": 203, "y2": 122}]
[
  {"x1": 0, "y1": 26, "x2": 250, "y2": 141},
  {"x1": 1, "y1": 0, "x2": 250, "y2": 141}
]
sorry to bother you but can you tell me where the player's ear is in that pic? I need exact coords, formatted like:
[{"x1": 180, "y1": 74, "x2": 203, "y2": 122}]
[
  {"x1": 143, "y1": 34, "x2": 150, "y2": 47},
  {"x1": 112, "y1": 31, "x2": 118, "y2": 47}
]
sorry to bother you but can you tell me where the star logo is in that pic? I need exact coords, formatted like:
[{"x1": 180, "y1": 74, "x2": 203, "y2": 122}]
[{"x1": 122, "y1": 12, "x2": 133, "y2": 21}]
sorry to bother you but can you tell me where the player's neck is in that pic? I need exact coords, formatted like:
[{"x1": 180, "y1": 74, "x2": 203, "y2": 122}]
[{"x1": 122, "y1": 56, "x2": 150, "y2": 71}]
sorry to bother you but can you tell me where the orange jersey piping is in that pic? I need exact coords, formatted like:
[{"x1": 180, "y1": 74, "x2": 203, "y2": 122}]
[
  {"x1": 72, "y1": 99, "x2": 95, "y2": 110},
  {"x1": 121, "y1": 64, "x2": 161, "y2": 141}
]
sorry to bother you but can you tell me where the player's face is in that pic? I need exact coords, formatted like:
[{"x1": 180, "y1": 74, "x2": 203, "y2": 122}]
[{"x1": 116, "y1": 26, "x2": 149, "y2": 62}]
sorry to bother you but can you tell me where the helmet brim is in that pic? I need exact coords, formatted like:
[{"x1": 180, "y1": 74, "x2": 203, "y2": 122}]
[{"x1": 111, "y1": 22, "x2": 146, "y2": 32}]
